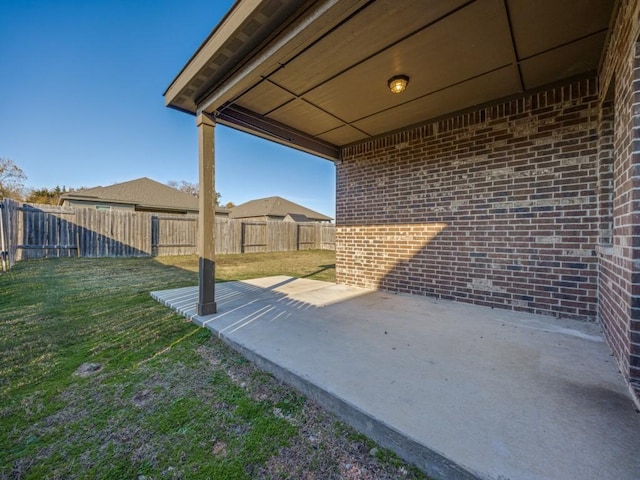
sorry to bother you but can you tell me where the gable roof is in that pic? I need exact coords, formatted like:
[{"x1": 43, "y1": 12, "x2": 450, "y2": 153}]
[
  {"x1": 229, "y1": 196, "x2": 332, "y2": 221},
  {"x1": 60, "y1": 177, "x2": 225, "y2": 213}
]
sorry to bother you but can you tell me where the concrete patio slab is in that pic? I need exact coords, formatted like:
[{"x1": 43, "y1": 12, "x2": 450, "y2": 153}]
[{"x1": 152, "y1": 277, "x2": 640, "y2": 480}]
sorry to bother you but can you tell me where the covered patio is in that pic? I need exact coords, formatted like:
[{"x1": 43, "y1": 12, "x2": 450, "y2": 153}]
[
  {"x1": 161, "y1": 0, "x2": 640, "y2": 477},
  {"x1": 152, "y1": 279, "x2": 640, "y2": 480}
]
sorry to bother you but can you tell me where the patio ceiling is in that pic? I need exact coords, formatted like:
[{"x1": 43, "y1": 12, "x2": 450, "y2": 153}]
[{"x1": 165, "y1": 0, "x2": 617, "y2": 161}]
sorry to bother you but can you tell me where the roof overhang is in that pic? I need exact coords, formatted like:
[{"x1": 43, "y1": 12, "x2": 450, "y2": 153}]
[
  {"x1": 165, "y1": 0, "x2": 618, "y2": 161},
  {"x1": 62, "y1": 195, "x2": 199, "y2": 213}
]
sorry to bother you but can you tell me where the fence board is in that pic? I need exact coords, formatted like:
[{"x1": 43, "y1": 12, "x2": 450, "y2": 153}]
[
  {"x1": 153, "y1": 215, "x2": 198, "y2": 256},
  {"x1": 1, "y1": 199, "x2": 20, "y2": 269},
  {"x1": 0, "y1": 200, "x2": 334, "y2": 268},
  {"x1": 320, "y1": 223, "x2": 335, "y2": 250}
]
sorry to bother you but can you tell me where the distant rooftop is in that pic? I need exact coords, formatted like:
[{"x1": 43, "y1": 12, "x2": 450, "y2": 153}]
[
  {"x1": 230, "y1": 196, "x2": 332, "y2": 221},
  {"x1": 60, "y1": 177, "x2": 228, "y2": 214}
]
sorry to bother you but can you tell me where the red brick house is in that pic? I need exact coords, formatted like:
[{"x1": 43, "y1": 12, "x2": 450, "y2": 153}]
[{"x1": 164, "y1": 0, "x2": 640, "y2": 401}]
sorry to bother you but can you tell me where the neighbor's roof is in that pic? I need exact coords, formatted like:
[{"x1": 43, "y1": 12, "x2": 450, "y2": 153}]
[
  {"x1": 284, "y1": 213, "x2": 310, "y2": 222},
  {"x1": 229, "y1": 196, "x2": 332, "y2": 221},
  {"x1": 60, "y1": 177, "x2": 225, "y2": 213}
]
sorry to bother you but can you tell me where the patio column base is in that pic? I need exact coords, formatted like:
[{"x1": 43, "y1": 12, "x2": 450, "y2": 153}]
[{"x1": 197, "y1": 302, "x2": 217, "y2": 316}]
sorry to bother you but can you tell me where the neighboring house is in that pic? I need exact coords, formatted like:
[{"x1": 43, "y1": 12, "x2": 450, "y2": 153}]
[
  {"x1": 283, "y1": 213, "x2": 312, "y2": 223},
  {"x1": 165, "y1": 0, "x2": 640, "y2": 401},
  {"x1": 228, "y1": 196, "x2": 332, "y2": 223},
  {"x1": 60, "y1": 177, "x2": 229, "y2": 216}
]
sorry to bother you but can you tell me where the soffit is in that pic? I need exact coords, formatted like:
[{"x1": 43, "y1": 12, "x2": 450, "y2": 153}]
[
  {"x1": 266, "y1": 0, "x2": 471, "y2": 96},
  {"x1": 298, "y1": 0, "x2": 514, "y2": 125},
  {"x1": 164, "y1": 0, "x2": 310, "y2": 113},
  {"x1": 166, "y1": 0, "x2": 616, "y2": 160},
  {"x1": 352, "y1": 66, "x2": 519, "y2": 136},
  {"x1": 506, "y1": 0, "x2": 613, "y2": 59}
]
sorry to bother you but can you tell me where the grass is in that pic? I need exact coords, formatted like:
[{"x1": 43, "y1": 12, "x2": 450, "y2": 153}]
[
  {"x1": 0, "y1": 250, "x2": 429, "y2": 479},
  {"x1": 155, "y1": 249, "x2": 337, "y2": 283}
]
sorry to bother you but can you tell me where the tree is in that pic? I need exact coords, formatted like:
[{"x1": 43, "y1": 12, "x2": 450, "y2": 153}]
[
  {"x1": 224, "y1": 201, "x2": 236, "y2": 209},
  {"x1": 0, "y1": 157, "x2": 26, "y2": 200},
  {"x1": 26, "y1": 185, "x2": 68, "y2": 205},
  {"x1": 167, "y1": 180, "x2": 198, "y2": 196},
  {"x1": 167, "y1": 180, "x2": 222, "y2": 205}
]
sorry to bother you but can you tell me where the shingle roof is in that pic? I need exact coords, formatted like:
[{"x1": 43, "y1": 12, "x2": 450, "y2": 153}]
[
  {"x1": 229, "y1": 196, "x2": 332, "y2": 221},
  {"x1": 60, "y1": 177, "x2": 227, "y2": 214},
  {"x1": 284, "y1": 213, "x2": 311, "y2": 222}
]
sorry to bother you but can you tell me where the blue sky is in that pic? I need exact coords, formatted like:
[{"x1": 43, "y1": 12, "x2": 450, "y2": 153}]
[{"x1": 0, "y1": 0, "x2": 336, "y2": 217}]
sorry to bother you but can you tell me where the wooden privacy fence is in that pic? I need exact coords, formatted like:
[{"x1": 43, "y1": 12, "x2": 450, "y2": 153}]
[
  {"x1": 0, "y1": 199, "x2": 335, "y2": 268},
  {"x1": 151, "y1": 216, "x2": 335, "y2": 255}
]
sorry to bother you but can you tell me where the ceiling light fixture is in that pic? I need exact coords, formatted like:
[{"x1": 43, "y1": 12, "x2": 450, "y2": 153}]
[{"x1": 388, "y1": 75, "x2": 409, "y2": 94}]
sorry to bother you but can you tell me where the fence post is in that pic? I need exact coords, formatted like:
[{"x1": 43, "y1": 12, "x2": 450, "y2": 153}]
[
  {"x1": 0, "y1": 201, "x2": 7, "y2": 271},
  {"x1": 240, "y1": 222, "x2": 245, "y2": 254},
  {"x1": 151, "y1": 216, "x2": 159, "y2": 256}
]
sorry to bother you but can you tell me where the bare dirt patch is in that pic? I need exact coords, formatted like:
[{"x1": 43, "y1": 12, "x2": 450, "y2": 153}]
[
  {"x1": 132, "y1": 388, "x2": 153, "y2": 407},
  {"x1": 74, "y1": 363, "x2": 103, "y2": 377},
  {"x1": 211, "y1": 440, "x2": 228, "y2": 458}
]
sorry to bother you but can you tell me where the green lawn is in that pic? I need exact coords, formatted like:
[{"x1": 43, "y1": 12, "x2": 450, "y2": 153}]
[
  {"x1": 155, "y1": 249, "x2": 337, "y2": 283},
  {"x1": 0, "y1": 251, "x2": 428, "y2": 480}
]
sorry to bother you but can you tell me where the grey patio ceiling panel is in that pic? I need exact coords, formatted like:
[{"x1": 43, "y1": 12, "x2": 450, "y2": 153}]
[
  {"x1": 268, "y1": 0, "x2": 470, "y2": 96},
  {"x1": 507, "y1": 0, "x2": 614, "y2": 60},
  {"x1": 317, "y1": 125, "x2": 370, "y2": 145},
  {"x1": 520, "y1": 32, "x2": 607, "y2": 90},
  {"x1": 166, "y1": 0, "x2": 619, "y2": 160},
  {"x1": 302, "y1": 0, "x2": 513, "y2": 124},
  {"x1": 352, "y1": 66, "x2": 519, "y2": 137},
  {"x1": 266, "y1": 98, "x2": 344, "y2": 136},
  {"x1": 234, "y1": 80, "x2": 296, "y2": 115}
]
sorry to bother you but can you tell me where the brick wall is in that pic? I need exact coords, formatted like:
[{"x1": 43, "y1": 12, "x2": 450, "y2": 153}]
[
  {"x1": 597, "y1": 0, "x2": 640, "y2": 396},
  {"x1": 336, "y1": 78, "x2": 600, "y2": 319}
]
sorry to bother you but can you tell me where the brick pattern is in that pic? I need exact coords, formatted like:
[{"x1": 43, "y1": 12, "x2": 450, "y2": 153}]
[
  {"x1": 596, "y1": 99, "x2": 614, "y2": 246},
  {"x1": 597, "y1": 0, "x2": 640, "y2": 396},
  {"x1": 631, "y1": 44, "x2": 640, "y2": 394},
  {"x1": 336, "y1": 78, "x2": 600, "y2": 319}
]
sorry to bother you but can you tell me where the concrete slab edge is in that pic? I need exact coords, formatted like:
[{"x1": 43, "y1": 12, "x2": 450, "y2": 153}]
[
  {"x1": 598, "y1": 325, "x2": 640, "y2": 412},
  {"x1": 624, "y1": 375, "x2": 640, "y2": 412},
  {"x1": 213, "y1": 329, "x2": 482, "y2": 480},
  {"x1": 630, "y1": 388, "x2": 640, "y2": 412},
  {"x1": 151, "y1": 289, "x2": 482, "y2": 479}
]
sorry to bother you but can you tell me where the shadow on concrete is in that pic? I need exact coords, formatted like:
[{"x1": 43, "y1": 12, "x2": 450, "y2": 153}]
[{"x1": 151, "y1": 276, "x2": 640, "y2": 480}]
